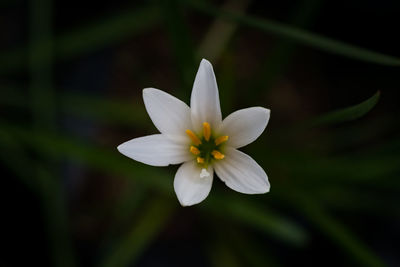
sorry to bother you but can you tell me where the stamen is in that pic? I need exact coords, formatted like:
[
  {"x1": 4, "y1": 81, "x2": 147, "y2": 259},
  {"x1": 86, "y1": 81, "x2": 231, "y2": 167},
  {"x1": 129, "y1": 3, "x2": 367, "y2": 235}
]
[
  {"x1": 203, "y1": 122, "x2": 211, "y2": 141},
  {"x1": 190, "y1": 146, "x2": 200, "y2": 155},
  {"x1": 197, "y1": 157, "x2": 205, "y2": 164},
  {"x1": 211, "y1": 150, "x2": 225, "y2": 160},
  {"x1": 186, "y1": 129, "x2": 202, "y2": 146},
  {"x1": 215, "y1": 135, "x2": 229, "y2": 146},
  {"x1": 200, "y1": 168, "x2": 210, "y2": 178}
]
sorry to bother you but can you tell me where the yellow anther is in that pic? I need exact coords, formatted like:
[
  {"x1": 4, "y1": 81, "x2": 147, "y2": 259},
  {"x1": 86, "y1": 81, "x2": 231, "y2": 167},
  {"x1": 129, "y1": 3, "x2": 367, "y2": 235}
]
[
  {"x1": 203, "y1": 122, "x2": 211, "y2": 141},
  {"x1": 215, "y1": 135, "x2": 229, "y2": 146},
  {"x1": 211, "y1": 150, "x2": 225, "y2": 160},
  {"x1": 186, "y1": 129, "x2": 202, "y2": 146},
  {"x1": 197, "y1": 157, "x2": 205, "y2": 164},
  {"x1": 190, "y1": 146, "x2": 200, "y2": 155}
]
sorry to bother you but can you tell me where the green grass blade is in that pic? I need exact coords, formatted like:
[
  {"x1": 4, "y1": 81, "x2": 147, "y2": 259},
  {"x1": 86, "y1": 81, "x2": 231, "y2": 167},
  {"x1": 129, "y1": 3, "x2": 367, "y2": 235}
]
[
  {"x1": 0, "y1": 123, "x2": 307, "y2": 246},
  {"x1": 209, "y1": 233, "x2": 242, "y2": 267},
  {"x1": 310, "y1": 91, "x2": 380, "y2": 126},
  {"x1": 0, "y1": 6, "x2": 161, "y2": 73},
  {"x1": 62, "y1": 92, "x2": 150, "y2": 128},
  {"x1": 228, "y1": 229, "x2": 281, "y2": 267},
  {"x1": 0, "y1": 129, "x2": 40, "y2": 192},
  {"x1": 315, "y1": 186, "x2": 400, "y2": 219},
  {"x1": 160, "y1": 0, "x2": 196, "y2": 99},
  {"x1": 28, "y1": 0, "x2": 76, "y2": 265},
  {"x1": 0, "y1": 87, "x2": 150, "y2": 128},
  {"x1": 29, "y1": 0, "x2": 55, "y2": 130},
  {"x1": 204, "y1": 194, "x2": 308, "y2": 246},
  {"x1": 291, "y1": 192, "x2": 385, "y2": 267},
  {"x1": 185, "y1": 0, "x2": 400, "y2": 66},
  {"x1": 289, "y1": 155, "x2": 399, "y2": 184},
  {"x1": 57, "y1": 6, "x2": 160, "y2": 60},
  {"x1": 100, "y1": 197, "x2": 175, "y2": 267},
  {"x1": 0, "y1": 130, "x2": 76, "y2": 267},
  {"x1": 197, "y1": 0, "x2": 250, "y2": 63},
  {"x1": 37, "y1": 167, "x2": 78, "y2": 267},
  {"x1": 100, "y1": 182, "x2": 148, "y2": 246},
  {"x1": 249, "y1": 0, "x2": 322, "y2": 94}
]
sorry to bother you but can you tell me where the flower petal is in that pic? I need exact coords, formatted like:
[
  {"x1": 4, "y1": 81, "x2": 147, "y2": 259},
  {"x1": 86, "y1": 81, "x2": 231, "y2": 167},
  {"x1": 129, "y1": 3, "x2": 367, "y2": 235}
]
[
  {"x1": 218, "y1": 107, "x2": 270, "y2": 148},
  {"x1": 117, "y1": 134, "x2": 191, "y2": 166},
  {"x1": 174, "y1": 160, "x2": 213, "y2": 206},
  {"x1": 143, "y1": 88, "x2": 192, "y2": 142},
  {"x1": 190, "y1": 59, "x2": 222, "y2": 132},
  {"x1": 214, "y1": 147, "x2": 270, "y2": 194}
]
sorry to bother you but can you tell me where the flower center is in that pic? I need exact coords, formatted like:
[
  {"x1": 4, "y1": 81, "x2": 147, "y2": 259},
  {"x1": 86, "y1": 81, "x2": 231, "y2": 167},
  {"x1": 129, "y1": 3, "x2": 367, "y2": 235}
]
[{"x1": 185, "y1": 122, "x2": 228, "y2": 168}]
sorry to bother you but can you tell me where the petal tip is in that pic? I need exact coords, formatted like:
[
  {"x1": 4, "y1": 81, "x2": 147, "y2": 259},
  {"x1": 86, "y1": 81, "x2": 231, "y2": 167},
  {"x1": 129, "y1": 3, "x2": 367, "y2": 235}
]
[
  {"x1": 199, "y1": 58, "x2": 214, "y2": 71},
  {"x1": 261, "y1": 186, "x2": 270, "y2": 194},
  {"x1": 200, "y1": 58, "x2": 211, "y2": 65},
  {"x1": 256, "y1": 107, "x2": 271, "y2": 127},
  {"x1": 255, "y1": 106, "x2": 271, "y2": 115},
  {"x1": 179, "y1": 201, "x2": 191, "y2": 207},
  {"x1": 259, "y1": 180, "x2": 271, "y2": 194},
  {"x1": 142, "y1": 87, "x2": 156, "y2": 96},
  {"x1": 176, "y1": 197, "x2": 198, "y2": 207},
  {"x1": 116, "y1": 143, "x2": 124, "y2": 153},
  {"x1": 263, "y1": 108, "x2": 271, "y2": 121}
]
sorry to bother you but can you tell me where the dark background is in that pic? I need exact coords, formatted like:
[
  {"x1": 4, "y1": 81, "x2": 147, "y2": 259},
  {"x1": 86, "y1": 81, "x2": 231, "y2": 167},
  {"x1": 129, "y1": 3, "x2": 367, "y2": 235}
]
[{"x1": 1, "y1": 0, "x2": 399, "y2": 266}]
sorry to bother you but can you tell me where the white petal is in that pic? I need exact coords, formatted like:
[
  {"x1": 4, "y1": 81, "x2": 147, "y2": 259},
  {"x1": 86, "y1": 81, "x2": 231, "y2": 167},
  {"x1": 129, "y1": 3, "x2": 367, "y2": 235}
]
[
  {"x1": 143, "y1": 88, "x2": 191, "y2": 142},
  {"x1": 214, "y1": 147, "x2": 270, "y2": 194},
  {"x1": 218, "y1": 107, "x2": 270, "y2": 148},
  {"x1": 174, "y1": 161, "x2": 213, "y2": 206},
  {"x1": 117, "y1": 134, "x2": 191, "y2": 166},
  {"x1": 190, "y1": 59, "x2": 222, "y2": 132}
]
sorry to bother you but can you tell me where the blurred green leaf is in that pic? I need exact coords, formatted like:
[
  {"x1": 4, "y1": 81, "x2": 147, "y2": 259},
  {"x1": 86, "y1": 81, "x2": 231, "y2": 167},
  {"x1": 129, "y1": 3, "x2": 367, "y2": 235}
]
[
  {"x1": 0, "y1": 123, "x2": 307, "y2": 246},
  {"x1": 298, "y1": 156, "x2": 398, "y2": 182},
  {"x1": 226, "y1": 228, "x2": 281, "y2": 267},
  {"x1": 272, "y1": 91, "x2": 381, "y2": 140},
  {"x1": 218, "y1": 51, "x2": 236, "y2": 113},
  {"x1": 0, "y1": 130, "x2": 76, "y2": 267},
  {"x1": 36, "y1": 167, "x2": 77, "y2": 267},
  {"x1": 309, "y1": 91, "x2": 381, "y2": 126},
  {"x1": 209, "y1": 233, "x2": 242, "y2": 267},
  {"x1": 204, "y1": 194, "x2": 308, "y2": 246},
  {"x1": 0, "y1": 6, "x2": 161, "y2": 73},
  {"x1": 185, "y1": 0, "x2": 400, "y2": 66},
  {"x1": 0, "y1": 128, "x2": 40, "y2": 192},
  {"x1": 102, "y1": 182, "x2": 148, "y2": 241},
  {"x1": 197, "y1": 0, "x2": 250, "y2": 63},
  {"x1": 29, "y1": 0, "x2": 55, "y2": 130},
  {"x1": 0, "y1": 87, "x2": 149, "y2": 128},
  {"x1": 266, "y1": 149, "x2": 399, "y2": 185},
  {"x1": 63, "y1": 92, "x2": 150, "y2": 128},
  {"x1": 315, "y1": 186, "x2": 400, "y2": 219},
  {"x1": 302, "y1": 115, "x2": 396, "y2": 153},
  {"x1": 2, "y1": 88, "x2": 392, "y2": 188},
  {"x1": 100, "y1": 197, "x2": 175, "y2": 267},
  {"x1": 27, "y1": 0, "x2": 76, "y2": 265},
  {"x1": 290, "y1": 192, "x2": 385, "y2": 267},
  {"x1": 161, "y1": 0, "x2": 196, "y2": 99},
  {"x1": 250, "y1": 0, "x2": 322, "y2": 94}
]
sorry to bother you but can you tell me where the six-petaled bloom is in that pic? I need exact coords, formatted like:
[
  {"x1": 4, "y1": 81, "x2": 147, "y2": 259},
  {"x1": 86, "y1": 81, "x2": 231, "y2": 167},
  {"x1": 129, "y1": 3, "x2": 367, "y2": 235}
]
[{"x1": 118, "y1": 59, "x2": 271, "y2": 206}]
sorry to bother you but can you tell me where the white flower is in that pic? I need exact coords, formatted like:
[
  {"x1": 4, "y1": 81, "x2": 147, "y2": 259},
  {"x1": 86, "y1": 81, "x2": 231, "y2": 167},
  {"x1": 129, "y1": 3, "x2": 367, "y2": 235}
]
[{"x1": 118, "y1": 59, "x2": 270, "y2": 206}]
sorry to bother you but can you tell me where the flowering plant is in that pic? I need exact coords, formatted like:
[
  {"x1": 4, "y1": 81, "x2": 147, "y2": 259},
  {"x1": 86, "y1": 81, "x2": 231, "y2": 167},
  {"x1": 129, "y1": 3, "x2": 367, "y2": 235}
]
[{"x1": 118, "y1": 59, "x2": 270, "y2": 206}]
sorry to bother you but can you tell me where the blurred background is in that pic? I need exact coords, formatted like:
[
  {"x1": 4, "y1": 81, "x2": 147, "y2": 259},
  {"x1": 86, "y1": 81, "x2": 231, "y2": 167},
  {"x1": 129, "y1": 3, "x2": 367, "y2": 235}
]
[{"x1": 1, "y1": 0, "x2": 399, "y2": 266}]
